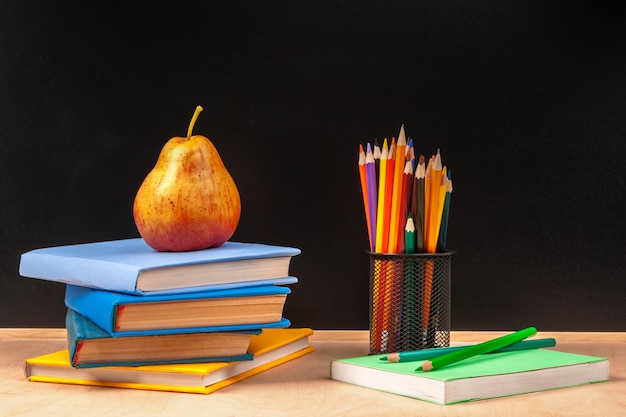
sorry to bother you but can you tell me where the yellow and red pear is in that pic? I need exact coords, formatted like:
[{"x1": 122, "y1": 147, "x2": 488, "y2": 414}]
[{"x1": 133, "y1": 106, "x2": 241, "y2": 252}]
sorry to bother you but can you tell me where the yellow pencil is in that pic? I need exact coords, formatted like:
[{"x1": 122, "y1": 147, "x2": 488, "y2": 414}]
[
  {"x1": 433, "y1": 166, "x2": 448, "y2": 248},
  {"x1": 423, "y1": 155, "x2": 433, "y2": 252},
  {"x1": 375, "y1": 139, "x2": 389, "y2": 253},
  {"x1": 382, "y1": 139, "x2": 396, "y2": 253},
  {"x1": 427, "y1": 150, "x2": 443, "y2": 253}
]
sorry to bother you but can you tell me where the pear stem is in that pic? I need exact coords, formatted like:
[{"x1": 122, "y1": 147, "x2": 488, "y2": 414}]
[{"x1": 186, "y1": 105, "x2": 203, "y2": 139}]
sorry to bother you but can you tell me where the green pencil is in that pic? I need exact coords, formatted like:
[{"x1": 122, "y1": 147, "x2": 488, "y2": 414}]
[
  {"x1": 381, "y1": 337, "x2": 556, "y2": 362},
  {"x1": 404, "y1": 214, "x2": 416, "y2": 254},
  {"x1": 416, "y1": 327, "x2": 537, "y2": 372}
]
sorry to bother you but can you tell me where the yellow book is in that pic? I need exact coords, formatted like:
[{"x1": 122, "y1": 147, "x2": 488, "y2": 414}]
[{"x1": 24, "y1": 328, "x2": 314, "y2": 394}]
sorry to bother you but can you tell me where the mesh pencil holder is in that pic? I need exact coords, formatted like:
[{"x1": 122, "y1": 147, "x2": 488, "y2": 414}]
[{"x1": 368, "y1": 251, "x2": 453, "y2": 354}]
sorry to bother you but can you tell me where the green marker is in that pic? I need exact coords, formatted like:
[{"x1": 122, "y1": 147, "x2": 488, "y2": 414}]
[{"x1": 416, "y1": 327, "x2": 538, "y2": 372}]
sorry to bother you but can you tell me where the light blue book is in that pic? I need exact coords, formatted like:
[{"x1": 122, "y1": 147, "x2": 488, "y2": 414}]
[
  {"x1": 65, "y1": 284, "x2": 292, "y2": 337},
  {"x1": 19, "y1": 238, "x2": 300, "y2": 295}
]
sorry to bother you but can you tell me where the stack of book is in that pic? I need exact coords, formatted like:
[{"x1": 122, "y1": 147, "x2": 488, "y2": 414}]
[{"x1": 19, "y1": 238, "x2": 314, "y2": 394}]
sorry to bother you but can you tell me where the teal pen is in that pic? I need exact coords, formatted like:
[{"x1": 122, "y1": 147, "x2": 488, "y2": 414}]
[{"x1": 380, "y1": 338, "x2": 557, "y2": 363}]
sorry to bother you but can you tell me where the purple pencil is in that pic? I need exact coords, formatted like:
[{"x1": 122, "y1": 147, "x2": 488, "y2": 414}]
[{"x1": 365, "y1": 143, "x2": 378, "y2": 251}]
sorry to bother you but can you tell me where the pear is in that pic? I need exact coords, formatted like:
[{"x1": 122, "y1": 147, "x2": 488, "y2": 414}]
[{"x1": 133, "y1": 106, "x2": 241, "y2": 252}]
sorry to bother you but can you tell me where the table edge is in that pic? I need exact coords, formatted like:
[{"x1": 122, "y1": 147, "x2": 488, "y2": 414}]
[{"x1": 1, "y1": 328, "x2": 625, "y2": 343}]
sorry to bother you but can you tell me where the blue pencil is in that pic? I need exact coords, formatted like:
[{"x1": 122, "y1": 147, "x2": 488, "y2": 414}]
[{"x1": 380, "y1": 338, "x2": 557, "y2": 362}]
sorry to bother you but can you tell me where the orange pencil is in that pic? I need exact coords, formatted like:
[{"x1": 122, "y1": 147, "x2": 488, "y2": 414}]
[
  {"x1": 388, "y1": 127, "x2": 407, "y2": 253},
  {"x1": 358, "y1": 145, "x2": 372, "y2": 250}
]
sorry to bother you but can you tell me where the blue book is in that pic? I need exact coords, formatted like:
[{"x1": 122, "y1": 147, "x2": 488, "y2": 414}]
[
  {"x1": 65, "y1": 284, "x2": 292, "y2": 337},
  {"x1": 65, "y1": 309, "x2": 261, "y2": 368},
  {"x1": 19, "y1": 238, "x2": 300, "y2": 295}
]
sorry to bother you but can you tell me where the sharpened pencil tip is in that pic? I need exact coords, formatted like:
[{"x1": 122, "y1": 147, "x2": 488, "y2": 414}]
[
  {"x1": 386, "y1": 352, "x2": 400, "y2": 362},
  {"x1": 421, "y1": 361, "x2": 433, "y2": 372}
]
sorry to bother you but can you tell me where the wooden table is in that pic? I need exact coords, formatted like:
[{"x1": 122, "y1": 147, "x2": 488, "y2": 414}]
[{"x1": 1, "y1": 329, "x2": 625, "y2": 416}]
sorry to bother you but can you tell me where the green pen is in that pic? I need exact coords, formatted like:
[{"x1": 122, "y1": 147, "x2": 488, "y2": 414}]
[{"x1": 416, "y1": 327, "x2": 538, "y2": 372}]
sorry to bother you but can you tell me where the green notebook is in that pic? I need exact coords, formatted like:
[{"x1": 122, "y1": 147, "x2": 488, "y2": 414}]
[{"x1": 330, "y1": 349, "x2": 609, "y2": 405}]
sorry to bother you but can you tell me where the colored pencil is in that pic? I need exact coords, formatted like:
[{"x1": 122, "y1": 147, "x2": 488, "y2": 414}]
[
  {"x1": 371, "y1": 256, "x2": 383, "y2": 352},
  {"x1": 374, "y1": 139, "x2": 389, "y2": 253},
  {"x1": 365, "y1": 144, "x2": 378, "y2": 251},
  {"x1": 388, "y1": 128, "x2": 406, "y2": 253},
  {"x1": 406, "y1": 138, "x2": 415, "y2": 172},
  {"x1": 373, "y1": 139, "x2": 381, "y2": 160},
  {"x1": 416, "y1": 327, "x2": 538, "y2": 372},
  {"x1": 404, "y1": 214, "x2": 416, "y2": 254},
  {"x1": 426, "y1": 150, "x2": 443, "y2": 253},
  {"x1": 397, "y1": 160, "x2": 413, "y2": 253},
  {"x1": 358, "y1": 145, "x2": 370, "y2": 249},
  {"x1": 411, "y1": 155, "x2": 426, "y2": 252},
  {"x1": 438, "y1": 171, "x2": 453, "y2": 252},
  {"x1": 422, "y1": 259, "x2": 434, "y2": 347},
  {"x1": 423, "y1": 156, "x2": 433, "y2": 251},
  {"x1": 382, "y1": 139, "x2": 396, "y2": 253},
  {"x1": 381, "y1": 337, "x2": 556, "y2": 362},
  {"x1": 431, "y1": 165, "x2": 447, "y2": 250}
]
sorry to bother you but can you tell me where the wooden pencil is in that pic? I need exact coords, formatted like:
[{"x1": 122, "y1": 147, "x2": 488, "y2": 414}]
[
  {"x1": 382, "y1": 139, "x2": 396, "y2": 253},
  {"x1": 388, "y1": 128, "x2": 406, "y2": 253},
  {"x1": 422, "y1": 259, "x2": 434, "y2": 347},
  {"x1": 423, "y1": 156, "x2": 433, "y2": 252},
  {"x1": 375, "y1": 139, "x2": 389, "y2": 253},
  {"x1": 432, "y1": 165, "x2": 448, "y2": 250},
  {"x1": 358, "y1": 145, "x2": 371, "y2": 249},
  {"x1": 417, "y1": 327, "x2": 538, "y2": 372},
  {"x1": 382, "y1": 337, "x2": 556, "y2": 362},
  {"x1": 411, "y1": 155, "x2": 426, "y2": 252},
  {"x1": 397, "y1": 160, "x2": 413, "y2": 254},
  {"x1": 365, "y1": 144, "x2": 378, "y2": 251},
  {"x1": 438, "y1": 172, "x2": 453, "y2": 252},
  {"x1": 404, "y1": 214, "x2": 416, "y2": 254},
  {"x1": 427, "y1": 150, "x2": 443, "y2": 253}
]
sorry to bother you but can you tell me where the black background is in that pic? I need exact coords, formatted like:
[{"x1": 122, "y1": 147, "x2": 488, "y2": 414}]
[{"x1": 2, "y1": 1, "x2": 625, "y2": 330}]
